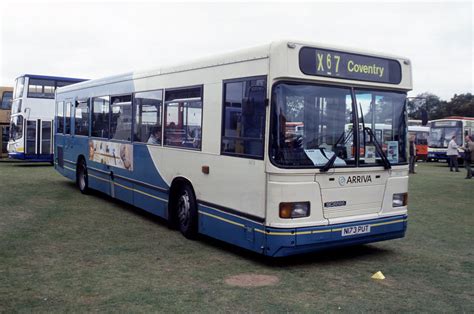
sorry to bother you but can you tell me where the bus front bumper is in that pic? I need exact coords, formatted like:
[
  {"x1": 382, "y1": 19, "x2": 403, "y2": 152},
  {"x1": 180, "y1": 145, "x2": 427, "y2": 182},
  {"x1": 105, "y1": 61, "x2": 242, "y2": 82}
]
[
  {"x1": 264, "y1": 215, "x2": 407, "y2": 257},
  {"x1": 8, "y1": 152, "x2": 53, "y2": 162},
  {"x1": 428, "y1": 151, "x2": 447, "y2": 160}
]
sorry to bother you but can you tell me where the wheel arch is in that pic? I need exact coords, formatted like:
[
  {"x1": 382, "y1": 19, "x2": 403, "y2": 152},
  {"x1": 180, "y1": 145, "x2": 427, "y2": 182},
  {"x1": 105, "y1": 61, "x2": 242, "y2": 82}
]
[{"x1": 168, "y1": 176, "x2": 197, "y2": 223}]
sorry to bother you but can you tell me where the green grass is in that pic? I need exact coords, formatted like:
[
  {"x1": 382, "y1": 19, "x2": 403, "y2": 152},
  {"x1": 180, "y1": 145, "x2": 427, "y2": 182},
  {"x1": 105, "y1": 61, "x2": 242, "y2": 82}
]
[{"x1": 0, "y1": 161, "x2": 472, "y2": 312}]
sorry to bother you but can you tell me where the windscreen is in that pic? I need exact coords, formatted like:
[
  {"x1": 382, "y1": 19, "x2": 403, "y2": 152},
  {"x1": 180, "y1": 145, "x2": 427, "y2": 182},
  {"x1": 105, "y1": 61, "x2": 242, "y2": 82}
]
[
  {"x1": 271, "y1": 82, "x2": 407, "y2": 168},
  {"x1": 13, "y1": 77, "x2": 25, "y2": 99},
  {"x1": 11, "y1": 99, "x2": 22, "y2": 114},
  {"x1": 355, "y1": 90, "x2": 407, "y2": 165},
  {"x1": 429, "y1": 126, "x2": 462, "y2": 148},
  {"x1": 9, "y1": 115, "x2": 23, "y2": 141},
  {"x1": 270, "y1": 83, "x2": 355, "y2": 167}
]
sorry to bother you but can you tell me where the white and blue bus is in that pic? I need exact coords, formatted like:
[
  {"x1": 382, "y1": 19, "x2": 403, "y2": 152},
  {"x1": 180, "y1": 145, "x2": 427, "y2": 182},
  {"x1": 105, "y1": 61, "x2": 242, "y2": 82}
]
[
  {"x1": 428, "y1": 117, "x2": 474, "y2": 162},
  {"x1": 8, "y1": 74, "x2": 86, "y2": 162},
  {"x1": 54, "y1": 41, "x2": 412, "y2": 257}
]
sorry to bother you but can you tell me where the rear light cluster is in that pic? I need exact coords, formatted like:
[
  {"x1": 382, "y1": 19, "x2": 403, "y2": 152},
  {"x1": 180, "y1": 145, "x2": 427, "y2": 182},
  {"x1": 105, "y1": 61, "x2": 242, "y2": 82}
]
[
  {"x1": 279, "y1": 202, "x2": 310, "y2": 218},
  {"x1": 392, "y1": 193, "x2": 408, "y2": 207}
]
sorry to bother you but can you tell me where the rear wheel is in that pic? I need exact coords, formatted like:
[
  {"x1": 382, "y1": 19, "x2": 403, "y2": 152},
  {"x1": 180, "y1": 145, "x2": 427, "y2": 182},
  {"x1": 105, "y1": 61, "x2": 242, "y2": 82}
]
[
  {"x1": 175, "y1": 185, "x2": 198, "y2": 239},
  {"x1": 76, "y1": 159, "x2": 89, "y2": 194}
]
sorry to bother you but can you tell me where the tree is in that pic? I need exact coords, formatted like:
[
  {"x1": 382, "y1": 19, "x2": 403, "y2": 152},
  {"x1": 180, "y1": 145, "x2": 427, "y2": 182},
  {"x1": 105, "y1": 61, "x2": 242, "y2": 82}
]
[
  {"x1": 408, "y1": 92, "x2": 473, "y2": 120},
  {"x1": 407, "y1": 93, "x2": 441, "y2": 120}
]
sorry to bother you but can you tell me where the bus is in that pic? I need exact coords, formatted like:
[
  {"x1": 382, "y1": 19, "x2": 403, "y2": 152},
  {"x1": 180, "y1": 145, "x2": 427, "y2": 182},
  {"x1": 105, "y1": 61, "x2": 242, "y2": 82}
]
[
  {"x1": 54, "y1": 40, "x2": 412, "y2": 257},
  {"x1": 0, "y1": 86, "x2": 13, "y2": 158},
  {"x1": 428, "y1": 117, "x2": 474, "y2": 162},
  {"x1": 408, "y1": 125, "x2": 430, "y2": 160},
  {"x1": 8, "y1": 74, "x2": 86, "y2": 162}
]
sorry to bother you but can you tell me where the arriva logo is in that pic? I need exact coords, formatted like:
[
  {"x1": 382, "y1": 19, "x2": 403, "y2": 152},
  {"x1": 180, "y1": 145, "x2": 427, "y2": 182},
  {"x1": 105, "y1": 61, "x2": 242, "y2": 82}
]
[{"x1": 338, "y1": 175, "x2": 372, "y2": 186}]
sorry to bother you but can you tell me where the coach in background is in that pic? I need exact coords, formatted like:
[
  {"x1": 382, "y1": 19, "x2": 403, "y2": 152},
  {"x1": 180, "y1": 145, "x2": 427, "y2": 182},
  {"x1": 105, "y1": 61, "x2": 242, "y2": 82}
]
[
  {"x1": 464, "y1": 135, "x2": 474, "y2": 179},
  {"x1": 447, "y1": 136, "x2": 460, "y2": 172}
]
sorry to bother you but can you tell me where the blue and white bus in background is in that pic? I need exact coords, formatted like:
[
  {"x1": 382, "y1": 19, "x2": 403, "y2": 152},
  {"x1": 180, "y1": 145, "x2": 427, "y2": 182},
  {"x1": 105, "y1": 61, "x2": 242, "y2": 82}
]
[
  {"x1": 54, "y1": 40, "x2": 412, "y2": 257},
  {"x1": 428, "y1": 117, "x2": 474, "y2": 162},
  {"x1": 8, "y1": 74, "x2": 86, "y2": 162}
]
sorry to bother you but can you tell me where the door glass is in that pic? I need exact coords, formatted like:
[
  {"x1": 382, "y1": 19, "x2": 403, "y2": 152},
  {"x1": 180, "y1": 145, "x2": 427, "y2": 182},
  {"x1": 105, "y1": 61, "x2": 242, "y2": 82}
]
[
  {"x1": 42, "y1": 121, "x2": 51, "y2": 154},
  {"x1": 355, "y1": 90, "x2": 407, "y2": 165},
  {"x1": 26, "y1": 120, "x2": 37, "y2": 154}
]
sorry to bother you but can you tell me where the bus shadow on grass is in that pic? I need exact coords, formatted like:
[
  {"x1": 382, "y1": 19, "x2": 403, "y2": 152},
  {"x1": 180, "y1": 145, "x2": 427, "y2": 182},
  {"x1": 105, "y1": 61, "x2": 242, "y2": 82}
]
[
  {"x1": 5, "y1": 162, "x2": 53, "y2": 167},
  {"x1": 200, "y1": 235, "x2": 394, "y2": 267},
  {"x1": 63, "y1": 181, "x2": 395, "y2": 267}
]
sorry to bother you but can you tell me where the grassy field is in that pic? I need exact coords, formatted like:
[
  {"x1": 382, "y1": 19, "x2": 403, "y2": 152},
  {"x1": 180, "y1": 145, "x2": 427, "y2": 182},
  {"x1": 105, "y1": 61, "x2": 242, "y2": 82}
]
[{"x1": 0, "y1": 160, "x2": 472, "y2": 312}]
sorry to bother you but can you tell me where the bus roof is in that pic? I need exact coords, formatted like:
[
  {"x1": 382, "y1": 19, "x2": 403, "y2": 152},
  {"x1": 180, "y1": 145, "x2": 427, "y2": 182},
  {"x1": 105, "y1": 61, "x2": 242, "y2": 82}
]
[
  {"x1": 57, "y1": 39, "x2": 412, "y2": 94},
  {"x1": 15, "y1": 74, "x2": 87, "y2": 83}
]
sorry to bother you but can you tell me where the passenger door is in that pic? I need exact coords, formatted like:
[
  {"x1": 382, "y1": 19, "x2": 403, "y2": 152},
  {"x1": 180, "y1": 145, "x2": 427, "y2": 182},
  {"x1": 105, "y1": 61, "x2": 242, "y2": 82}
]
[{"x1": 25, "y1": 120, "x2": 37, "y2": 156}]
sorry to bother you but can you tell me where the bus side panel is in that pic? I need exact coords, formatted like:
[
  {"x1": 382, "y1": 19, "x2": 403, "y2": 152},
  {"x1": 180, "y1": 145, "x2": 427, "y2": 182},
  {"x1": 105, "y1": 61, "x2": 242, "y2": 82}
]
[
  {"x1": 87, "y1": 167, "x2": 110, "y2": 195},
  {"x1": 131, "y1": 144, "x2": 170, "y2": 219},
  {"x1": 132, "y1": 185, "x2": 168, "y2": 219},
  {"x1": 113, "y1": 176, "x2": 133, "y2": 204},
  {"x1": 198, "y1": 204, "x2": 266, "y2": 254},
  {"x1": 132, "y1": 144, "x2": 170, "y2": 190}
]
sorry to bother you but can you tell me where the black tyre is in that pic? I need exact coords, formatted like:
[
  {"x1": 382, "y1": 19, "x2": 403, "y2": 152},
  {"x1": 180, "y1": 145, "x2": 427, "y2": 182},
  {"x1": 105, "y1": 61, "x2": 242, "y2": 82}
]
[
  {"x1": 76, "y1": 159, "x2": 89, "y2": 194},
  {"x1": 175, "y1": 184, "x2": 198, "y2": 239}
]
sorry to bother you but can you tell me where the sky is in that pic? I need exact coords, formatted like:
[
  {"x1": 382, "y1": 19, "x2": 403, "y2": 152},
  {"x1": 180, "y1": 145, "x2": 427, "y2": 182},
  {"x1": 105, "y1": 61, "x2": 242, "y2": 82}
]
[{"x1": 0, "y1": 0, "x2": 472, "y2": 100}]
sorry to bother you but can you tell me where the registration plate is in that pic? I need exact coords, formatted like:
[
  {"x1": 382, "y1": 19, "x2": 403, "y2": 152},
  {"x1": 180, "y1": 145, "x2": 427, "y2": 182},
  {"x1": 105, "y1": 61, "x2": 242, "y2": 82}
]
[{"x1": 341, "y1": 224, "x2": 371, "y2": 236}]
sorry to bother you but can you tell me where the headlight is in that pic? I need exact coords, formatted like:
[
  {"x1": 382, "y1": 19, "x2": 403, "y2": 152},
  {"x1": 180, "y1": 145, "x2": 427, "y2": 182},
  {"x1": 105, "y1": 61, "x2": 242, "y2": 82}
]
[
  {"x1": 279, "y1": 202, "x2": 310, "y2": 218},
  {"x1": 393, "y1": 193, "x2": 408, "y2": 207}
]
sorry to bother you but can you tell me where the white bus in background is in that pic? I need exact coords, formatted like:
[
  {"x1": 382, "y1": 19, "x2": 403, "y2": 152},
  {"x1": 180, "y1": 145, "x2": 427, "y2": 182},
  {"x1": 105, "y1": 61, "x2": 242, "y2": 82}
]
[
  {"x1": 8, "y1": 74, "x2": 86, "y2": 162},
  {"x1": 54, "y1": 40, "x2": 412, "y2": 257},
  {"x1": 428, "y1": 116, "x2": 474, "y2": 162}
]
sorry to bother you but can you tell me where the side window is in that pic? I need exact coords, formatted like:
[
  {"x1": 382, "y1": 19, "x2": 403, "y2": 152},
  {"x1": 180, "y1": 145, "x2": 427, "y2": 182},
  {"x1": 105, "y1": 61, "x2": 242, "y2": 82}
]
[
  {"x1": 28, "y1": 79, "x2": 55, "y2": 99},
  {"x1": 164, "y1": 87, "x2": 202, "y2": 149},
  {"x1": 133, "y1": 90, "x2": 163, "y2": 144},
  {"x1": 56, "y1": 101, "x2": 64, "y2": 134},
  {"x1": 110, "y1": 95, "x2": 132, "y2": 141},
  {"x1": 75, "y1": 99, "x2": 89, "y2": 136},
  {"x1": 91, "y1": 96, "x2": 110, "y2": 138},
  {"x1": 65, "y1": 101, "x2": 72, "y2": 135},
  {"x1": 221, "y1": 77, "x2": 267, "y2": 158}
]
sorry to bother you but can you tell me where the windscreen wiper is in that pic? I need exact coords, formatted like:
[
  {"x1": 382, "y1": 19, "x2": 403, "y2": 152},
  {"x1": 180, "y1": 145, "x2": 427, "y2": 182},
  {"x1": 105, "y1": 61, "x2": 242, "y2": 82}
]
[
  {"x1": 364, "y1": 127, "x2": 392, "y2": 169},
  {"x1": 320, "y1": 131, "x2": 347, "y2": 173},
  {"x1": 320, "y1": 152, "x2": 338, "y2": 173}
]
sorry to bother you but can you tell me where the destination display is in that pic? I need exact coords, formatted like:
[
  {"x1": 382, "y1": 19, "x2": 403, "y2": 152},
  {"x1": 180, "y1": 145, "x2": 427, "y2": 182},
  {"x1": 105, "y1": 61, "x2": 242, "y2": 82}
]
[
  {"x1": 299, "y1": 47, "x2": 402, "y2": 84},
  {"x1": 431, "y1": 121, "x2": 461, "y2": 127}
]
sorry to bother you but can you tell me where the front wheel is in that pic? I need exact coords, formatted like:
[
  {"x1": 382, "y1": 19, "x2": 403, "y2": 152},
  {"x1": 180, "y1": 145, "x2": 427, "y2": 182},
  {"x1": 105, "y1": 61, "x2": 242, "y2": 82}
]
[
  {"x1": 175, "y1": 185, "x2": 198, "y2": 239},
  {"x1": 76, "y1": 159, "x2": 89, "y2": 194}
]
